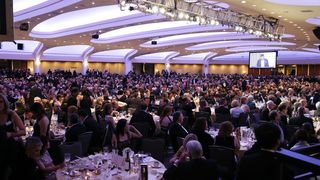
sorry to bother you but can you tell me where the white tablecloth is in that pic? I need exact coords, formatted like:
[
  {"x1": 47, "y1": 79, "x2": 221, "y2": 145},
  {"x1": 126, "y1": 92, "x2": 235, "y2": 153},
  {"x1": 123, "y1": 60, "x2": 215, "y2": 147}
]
[{"x1": 56, "y1": 153, "x2": 165, "y2": 180}]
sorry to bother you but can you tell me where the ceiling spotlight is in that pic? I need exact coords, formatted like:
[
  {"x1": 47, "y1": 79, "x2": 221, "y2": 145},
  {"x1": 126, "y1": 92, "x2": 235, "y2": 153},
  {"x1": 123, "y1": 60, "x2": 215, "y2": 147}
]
[
  {"x1": 241, "y1": 1, "x2": 246, "y2": 4},
  {"x1": 248, "y1": 29, "x2": 254, "y2": 34}
]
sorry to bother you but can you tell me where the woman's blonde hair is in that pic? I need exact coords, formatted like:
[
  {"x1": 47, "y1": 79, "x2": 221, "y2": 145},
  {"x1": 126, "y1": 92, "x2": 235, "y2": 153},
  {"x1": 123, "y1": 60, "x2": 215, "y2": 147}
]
[{"x1": 183, "y1": 133, "x2": 198, "y2": 147}]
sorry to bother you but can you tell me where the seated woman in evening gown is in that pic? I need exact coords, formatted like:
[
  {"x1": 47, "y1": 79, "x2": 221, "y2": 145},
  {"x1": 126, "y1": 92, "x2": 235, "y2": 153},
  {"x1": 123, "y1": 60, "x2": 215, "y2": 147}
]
[{"x1": 112, "y1": 119, "x2": 142, "y2": 154}]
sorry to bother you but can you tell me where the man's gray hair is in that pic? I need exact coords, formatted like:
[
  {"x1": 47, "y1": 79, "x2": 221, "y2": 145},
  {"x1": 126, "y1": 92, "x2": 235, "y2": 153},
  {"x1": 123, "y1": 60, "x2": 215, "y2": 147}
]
[{"x1": 186, "y1": 140, "x2": 203, "y2": 159}]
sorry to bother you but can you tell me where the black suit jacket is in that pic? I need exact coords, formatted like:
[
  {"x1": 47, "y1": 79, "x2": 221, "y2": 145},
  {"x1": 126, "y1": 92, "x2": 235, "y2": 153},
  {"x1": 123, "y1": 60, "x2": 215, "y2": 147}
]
[
  {"x1": 65, "y1": 123, "x2": 87, "y2": 142},
  {"x1": 289, "y1": 116, "x2": 313, "y2": 127},
  {"x1": 130, "y1": 110, "x2": 156, "y2": 137},
  {"x1": 215, "y1": 106, "x2": 230, "y2": 115},
  {"x1": 237, "y1": 150, "x2": 293, "y2": 180},
  {"x1": 169, "y1": 122, "x2": 188, "y2": 152},
  {"x1": 191, "y1": 130, "x2": 214, "y2": 159},
  {"x1": 261, "y1": 108, "x2": 270, "y2": 121},
  {"x1": 163, "y1": 158, "x2": 221, "y2": 180}
]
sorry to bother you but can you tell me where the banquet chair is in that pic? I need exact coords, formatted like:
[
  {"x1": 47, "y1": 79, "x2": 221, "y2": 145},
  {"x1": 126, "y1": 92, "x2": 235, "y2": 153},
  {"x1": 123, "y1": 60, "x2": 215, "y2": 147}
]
[
  {"x1": 132, "y1": 123, "x2": 150, "y2": 137},
  {"x1": 208, "y1": 145, "x2": 236, "y2": 179},
  {"x1": 59, "y1": 142, "x2": 82, "y2": 161},
  {"x1": 195, "y1": 111, "x2": 211, "y2": 126},
  {"x1": 177, "y1": 137, "x2": 184, "y2": 148},
  {"x1": 286, "y1": 125, "x2": 299, "y2": 140},
  {"x1": 215, "y1": 113, "x2": 231, "y2": 123},
  {"x1": 78, "y1": 131, "x2": 93, "y2": 156},
  {"x1": 142, "y1": 138, "x2": 166, "y2": 163},
  {"x1": 212, "y1": 122, "x2": 221, "y2": 129}
]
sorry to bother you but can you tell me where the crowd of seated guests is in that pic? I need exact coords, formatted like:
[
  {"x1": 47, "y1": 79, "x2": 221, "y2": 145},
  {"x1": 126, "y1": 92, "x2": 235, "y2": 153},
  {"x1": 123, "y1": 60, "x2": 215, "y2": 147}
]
[{"x1": 0, "y1": 68, "x2": 320, "y2": 179}]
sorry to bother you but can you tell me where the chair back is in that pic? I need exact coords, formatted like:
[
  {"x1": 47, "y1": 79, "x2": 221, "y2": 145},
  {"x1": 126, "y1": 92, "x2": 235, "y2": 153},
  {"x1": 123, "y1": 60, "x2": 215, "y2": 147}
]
[
  {"x1": 59, "y1": 142, "x2": 82, "y2": 161},
  {"x1": 215, "y1": 113, "x2": 231, "y2": 123},
  {"x1": 177, "y1": 137, "x2": 184, "y2": 148},
  {"x1": 238, "y1": 112, "x2": 250, "y2": 127},
  {"x1": 286, "y1": 125, "x2": 299, "y2": 140},
  {"x1": 212, "y1": 123, "x2": 221, "y2": 129},
  {"x1": 78, "y1": 131, "x2": 93, "y2": 156},
  {"x1": 132, "y1": 123, "x2": 150, "y2": 137},
  {"x1": 208, "y1": 145, "x2": 236, "y2": 175},
  {"x1": 142, "y1": 138, "x2": 166, "y2": 163},
  {"x1": 195, "y1": 111, "x2": 211, "y2": 126}
]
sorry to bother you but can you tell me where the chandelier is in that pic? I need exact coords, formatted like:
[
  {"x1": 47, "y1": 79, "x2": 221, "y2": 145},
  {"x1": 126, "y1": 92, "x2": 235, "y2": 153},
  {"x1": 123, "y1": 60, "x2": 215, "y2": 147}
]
[{"x1": 119, "y1": 0, "x2": 284, "y2": 40}]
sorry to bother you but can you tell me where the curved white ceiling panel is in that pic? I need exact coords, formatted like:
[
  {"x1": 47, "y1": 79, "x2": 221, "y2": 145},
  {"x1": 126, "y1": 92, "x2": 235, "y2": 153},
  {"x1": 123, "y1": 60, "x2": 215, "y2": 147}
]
[
  {"x1": 30, "y1": 5, "x2": 165, "y2": 38},
  {"x1": 0, "y1": 40, "x2": 43, "y2": 60},
  {"x1": 265, "y1": 0, "x2": 320, "y2": 6},
  {"x1": 226, "y1": 46, "x2": 288, "y2": 52},
  {"x1": 186, "y1": 40, "x2": 296, "y2": 51},
  {"x1": 42, "y1": 45, "x2": 93, "y2": 61},
  {"x1": 306, "y1": 17, "x2": 320, "y2": 26},
  {"x1": 171, "y1": 52, "x2": 217, "y2": 64},
  {"x1": 133, "y1": 51, "x2": 179, "y2": 64},
  {"x1": 92, "y1": 21, "x2": 228, "y2": 44},
  {"x1": 211, "y1": 51, "x2": 320, "y2": 64},
  {"x1": 302, "y1": 48, "x2": 320, "y2": 53},
  {"x1": 89, "y1": 49, "x2": 137, "y2": 62},
  {"x1": 140, "y1": 32, "x2": 260, "y2": 48},
  {"x1": 14, "y1": 0, "x2": 81, "y2": 22}
]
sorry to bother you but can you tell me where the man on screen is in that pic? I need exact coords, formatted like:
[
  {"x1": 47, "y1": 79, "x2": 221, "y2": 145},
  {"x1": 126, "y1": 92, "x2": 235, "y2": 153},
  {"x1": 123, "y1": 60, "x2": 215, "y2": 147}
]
[{"x1": 256, "y1": 54, "x2": 269, "y2": 68}]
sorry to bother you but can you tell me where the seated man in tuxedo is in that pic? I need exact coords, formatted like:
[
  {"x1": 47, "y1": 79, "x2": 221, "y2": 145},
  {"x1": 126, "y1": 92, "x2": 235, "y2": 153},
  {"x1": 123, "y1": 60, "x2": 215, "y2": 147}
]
[
  {"x1": 256, "y1": 54, "x2": 269, "y2": 68},
  {"x1": 289, "y1": 107, "x2": 314, "y2": 127},
  {"x1": 237, "y1": 123, "x2": 293, "y2": 180},
  {"x1": 65, "y1": 113, "x2": 86, "y2": 142},
  {"x1": 169, "y1": 111, "x2": 189, "y2": 152},
  {"x1": 163, "y1": 140, "x2": 223, "y2": 180},
  {"x1": 129, "y1": 103, "x2": 156, "y2": 137},
  {"x1": 260, "y1": 100, "x2": 276, "y2": 121}
]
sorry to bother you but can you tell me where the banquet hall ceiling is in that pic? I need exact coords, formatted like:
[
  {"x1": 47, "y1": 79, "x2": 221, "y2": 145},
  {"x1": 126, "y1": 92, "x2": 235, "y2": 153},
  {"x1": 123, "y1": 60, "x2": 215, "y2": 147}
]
[{"x1": 12, "y1": 0, "x2": 320, "y2": 58}]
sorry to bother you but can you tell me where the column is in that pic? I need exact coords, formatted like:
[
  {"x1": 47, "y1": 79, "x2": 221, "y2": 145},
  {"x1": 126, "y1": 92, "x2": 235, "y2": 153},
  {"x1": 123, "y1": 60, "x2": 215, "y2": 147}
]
[
  {"x1": 124, "y1": 58, "x2": 133, "y2": 75},
  {"x1": 203, "y1": 61, "x2": 209, "y2": 75},
  {"x1": 82, "y1": 57, "x2": 88, "y2": 75},
  {"x1": 34, "y1": 55, "x2": 41, "y2": 74},
  {"x1": 165, "y1": 60, "x2": 170, "y2": 74}
]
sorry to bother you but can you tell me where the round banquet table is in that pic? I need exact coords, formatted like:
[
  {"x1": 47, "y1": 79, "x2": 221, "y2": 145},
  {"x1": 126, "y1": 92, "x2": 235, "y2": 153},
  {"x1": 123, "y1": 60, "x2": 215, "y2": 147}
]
[{"x1": 56, "y1": 153, "x2": 166, "y2": 180}]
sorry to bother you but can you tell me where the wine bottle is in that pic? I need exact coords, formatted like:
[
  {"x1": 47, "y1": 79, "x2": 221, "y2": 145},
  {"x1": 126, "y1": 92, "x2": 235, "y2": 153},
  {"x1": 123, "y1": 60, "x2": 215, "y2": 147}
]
[{"x1": 124, "y1": 150, "x2": 131, "y2": 171}]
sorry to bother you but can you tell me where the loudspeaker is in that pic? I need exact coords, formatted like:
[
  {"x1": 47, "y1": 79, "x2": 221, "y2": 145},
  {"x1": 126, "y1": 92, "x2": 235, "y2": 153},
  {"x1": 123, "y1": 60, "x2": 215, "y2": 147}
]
[
  {"x1": 92, "y1": 34, "x2": 99, "y2": 39},
  {"x1": 19, "y1": 23, "x2": 29, "y2": 31},
  {"x1": 17, "y1": 43, "x2": 24, "y2": 50},
  {"x1": 151, "y1": 40, "x2": 157, "y2": 45},
  {"x1": 0, "y1": 0, "x2": 14, "y2": 41},
  {"x1": 129, "y1": 6, "x2": 134, "y2": 11},
  {"x1": 313, "y1": 27, "x2": 320, "y2": 40}
]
